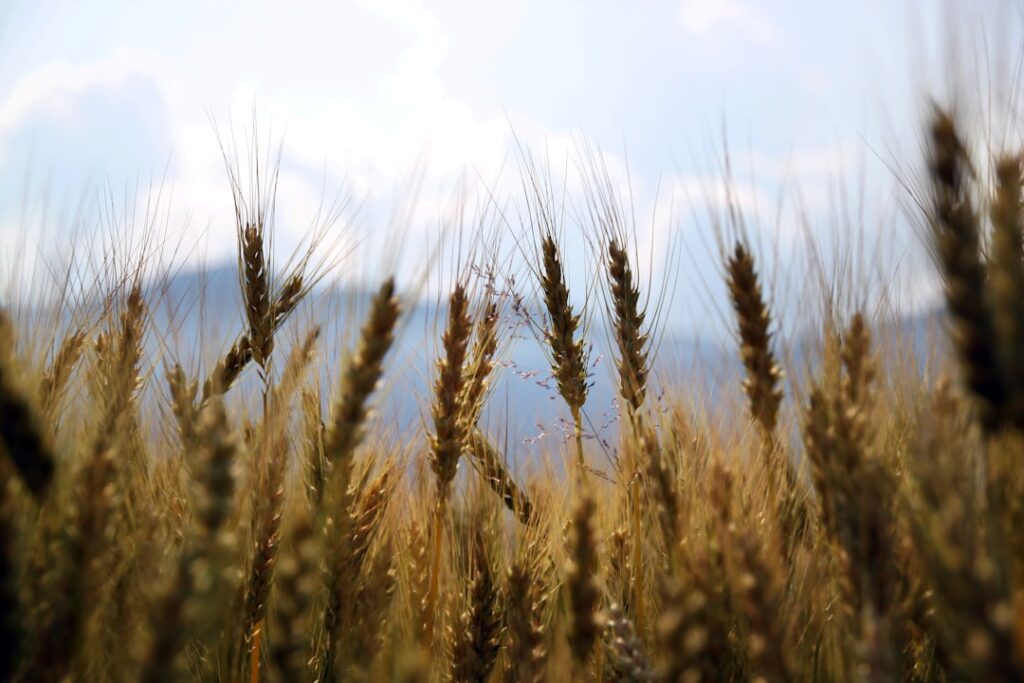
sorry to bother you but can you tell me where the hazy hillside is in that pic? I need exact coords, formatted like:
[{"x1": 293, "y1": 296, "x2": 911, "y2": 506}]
[{"x1": 145, "y1": 263, "x2": 945, "y2": 462}]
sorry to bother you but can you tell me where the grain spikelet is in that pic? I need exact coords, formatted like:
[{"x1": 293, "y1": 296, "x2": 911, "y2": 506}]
[
  {"x1": 567, "y1": 491, "x2": 602, "y2": 670},
  {"x1": 38, "y1": 328, "x2": 87, "y2": 421},
  {"x1": 725, "y1": 242, "x2": 783, "y2": 439},
  {"x1": 505, "y1": 556, "x2": 549, "y2": 683},
  {"x1": 926, "y1": 109, "x2": 1005, "y2": 431},
  {"x1": 449, "y1": 531, "x2": 502, "y2": 683},
  {"x1": 429, "y1": 284, "x2": 473, "y2": 505},
  {"x1": 607, "y1": 238, "x2": 649, "y2": 417},
  {"x1": 539, "y1": 234, "x2": 589, "y2": 473},
  {"x1": 319, "y1": 277, "x2": 401, "y2": 504},
  {"x1": 0, "y1": 342, "x2": 55, "y2": 499}
]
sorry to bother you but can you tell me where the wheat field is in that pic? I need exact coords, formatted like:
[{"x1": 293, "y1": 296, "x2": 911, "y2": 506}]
[{"x1": 0, "y1": 104, "x2": 1022, "y2": 683}]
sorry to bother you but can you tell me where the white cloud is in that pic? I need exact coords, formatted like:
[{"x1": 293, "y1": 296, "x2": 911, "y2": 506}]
[
  {"x1": 0, "y1": 48, "x2": 171, "y2": 137},
  {"x1": 677, "y1": 0, "x2": 778, "y2": 44}
]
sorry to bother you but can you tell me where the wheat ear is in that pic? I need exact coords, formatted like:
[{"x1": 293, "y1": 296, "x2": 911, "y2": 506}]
[
  {"x1": 317, "y1": 277, "x2": 401, "y2": 505},
  {"x1": 316, "y1": 464, "x2": 395, "y2": 681},
  {"x1": 38, "y1": 328, "x2": 87, "y2": 421},
  {"x1": 539, "y1": 234, "x2": 590, "y2": 476},
  {"x1": 988, "y1": 155, "x2": 1024, "y2": 428},
  {"x1": 165, "y1": 363, "x2": 199, "y2": 452},
  {"x1": 423, "y1": 284, "x2": 473, "y2": 649},
  {"x1": 239, "y1": 221, "x2": 273, "y2": 371},
  {"x1": 467, "y1": 430, "x2": 534, "y2": 525},
  {"x1": 607, "y1": 238, "x2": 649, "y2": 418},
  {"x1": 449, "y1": 530, "x2": 503, "y2": 683},
  {"x1": 603, "y1": 603, "x2": 654, "y2": 682},
  {"x1": 505, "y1": 556, "x2": 549, "y2": 683},
  {"x1": 268, "y1": 503, "x2": 317, "y2": 683},
  {"x1": 459, "y1": 298, "x2": 500, "y2": 432},
  {"x1": 725, "y1": 242, "x2": 783, "y2": 439},
  {"x1": 567, "y1": 491, "x2": 602, "y2": 675},
  {"x1": 201, "y1": 272, "x2": 307, "y2": 403},
  {"x1": 142, "y1": 399, "x2": 237, "y2": 683},
  {"x1": 0, "y1": 341, "x2": 55, "y2": 499},
  {"x1": 927, "y1": 109, "x2": 1005, "y2": 431}
]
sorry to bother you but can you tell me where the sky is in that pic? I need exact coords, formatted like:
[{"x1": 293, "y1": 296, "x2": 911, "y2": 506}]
[{"x1": 0, "y1": 0, "x2": 1020, "y2": 336}]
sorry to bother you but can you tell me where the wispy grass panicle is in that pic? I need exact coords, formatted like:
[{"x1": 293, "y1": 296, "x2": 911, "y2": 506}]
[{"x1": 458, "y1": 294, "x2": 536, "y2": 524}]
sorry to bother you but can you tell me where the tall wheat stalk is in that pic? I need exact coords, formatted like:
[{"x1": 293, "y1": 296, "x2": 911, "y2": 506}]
[{"x1": 424, "y1": 284, "x2": 473, "y2": 647}]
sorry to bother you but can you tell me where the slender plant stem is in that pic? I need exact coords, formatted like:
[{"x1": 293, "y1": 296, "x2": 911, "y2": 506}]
[
  {"x1": 631, "y1": 476, "x2": 644, "y2": 636},
  {"x1": 424, "y1": 500, "x2": 445, "y2": 648},
  {"x1": 570, "y1": 406, "x2": 586, "y2": 481}
]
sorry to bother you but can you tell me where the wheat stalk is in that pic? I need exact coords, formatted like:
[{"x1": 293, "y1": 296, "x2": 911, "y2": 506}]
[{"x1": 422, "y1": 283, "x2": 473, "y2": 650}]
